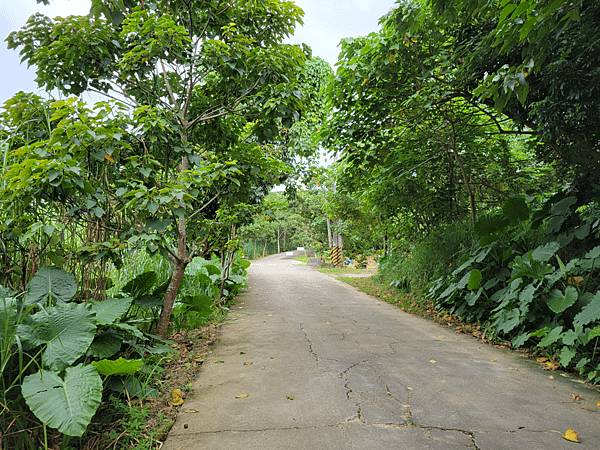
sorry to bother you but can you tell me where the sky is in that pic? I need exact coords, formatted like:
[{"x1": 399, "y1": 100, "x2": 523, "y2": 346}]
[{"x1": 0, "y1": 0, "x2": 394, "y2": 105}]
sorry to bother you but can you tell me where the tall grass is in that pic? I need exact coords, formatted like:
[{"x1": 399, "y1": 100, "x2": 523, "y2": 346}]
[{"x1": 377, "y1": 221, "x2": 473, "y2": 294}]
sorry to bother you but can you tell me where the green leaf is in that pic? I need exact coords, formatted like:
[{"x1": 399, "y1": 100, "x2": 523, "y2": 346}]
[
  {"x1": 531, "y1": 242, "x2": 560, "y2": 262},
  {"x1": 91, "y1": 296, "x2": 132, "y2": 325},
  {"x1": 122, "y1": 271, "x2": 158, "y2": 298},
  {"x1": 558, "y1": 346, "x2": 577, "y2": 368},
  {"x1": 91, "y1": 357, "x2": 143, "y2": 376},
  {"x1": 22, "y1": 364, "x2": 102, "y2": 437},
  {"x1": 134, "y1": 295, "x2": 164, "y2": 308},
  {"x1": 574, "y1": 292, "x2": 600, "y2": 328},
  {"x1": 547, "y1": 286, "x2": 578, "y2": 314},
  {"x1": 538, "y1": 326, "x2": 563, "y2": 348},
  {"x1": 502, "y1": 196, "x2": 529, "y2": 224},
  {"x1": 584, "y1": 246, "x2": 600, "y2": 260},
  {"x1": 88, "y1": 329, "x2": 123, "y2": 359},
  {"x1": 24, "y1": 267, "x2": 78, "y2": 306},
  {"x1": 512, "y1": 332, "x2": 531, "y2": 348},
  {"x1": 550, "y1": 196, "x2": 577, "y2": 216},
  {"x1": 467, "y1": 269, "x2": 482, "y2": 290},
  {"x1": 497, "y1": 308, "x2": 521, "y2": 334},
  {"x1": 28, "y1": 303, "x2": 97, "y2": 371},
  {"x1": 110, "y1": 322, "x2": 146, "y2": 340}
]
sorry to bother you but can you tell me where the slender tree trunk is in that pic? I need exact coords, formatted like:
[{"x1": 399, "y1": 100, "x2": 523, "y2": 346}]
[
  {"x1": 155, "y1": 150, "x2": 190, "y2": 338},
  {"x1": 326, "y1": 215, "x2": 332, "y2": 249},
  {"x1": 277, "y1": 226, "x2": 281, "y2": 253},
  {"x1": 263, "y1": 237, "x2": 267, "y2": 257},
  {"x1": 253, "y1": 240, "x2": 256, "y2": 260}
]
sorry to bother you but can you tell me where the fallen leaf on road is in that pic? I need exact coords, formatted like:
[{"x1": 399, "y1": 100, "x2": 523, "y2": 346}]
[
  {"x1": 184, "y1": 409, "x2": 199, "y2": 413},
  {"x1": 407, "y1": 387, "x2": 413, "y2": 390},
  {"x1": 261, "y1": 366, "x2": 266, "y2": 370},
  {"x1": 240, "y1": 352, "x2": 246, "y2": 355},
  {"x1": 563, "y1": 430, "x2": 581, "y2": 443},
  {"x1": 286, "y1": 395, "x2": 294, "y2": 400},
  {"x1": 438, "y1": 336, "x2": 446, "y2": 339},
  {"x1": 571, "y1": 393, "x2": 583, "y2": 403},
  {"x1": 491, "y1": 359, "x2": 497, "y2": 362},
  {"x1": 537, "y1": 357, "x2": 549, "y2": 363},
  {"x1": 171, "y1": 389, "x2": 184, "y2": 406},
  {"x1": 244, "y1": 362, "x2": 253, "y2": 365},
  {"x1": 580, "y1": 407, "x2": 594, "y2": 411},
  {"x1": 270, "y1": 356, "x2": 275, "y2": 359},
  {"x1": 597, "y1": 401, "x2": 600, "y2": 407},
  {"x1": 235, "y1": 394, "x2": 249, "y2": 399},
  {"x1": 214, "y1": 360, "x2": 225, "y2": 364},
  {"x1": 549, "y1": 376, "x2": 555, "y2": 380},
  {"x1": 429, "y1": 359, "x2": 437, "y2": 364}
]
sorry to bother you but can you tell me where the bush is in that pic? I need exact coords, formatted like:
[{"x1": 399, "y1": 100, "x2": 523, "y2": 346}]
[
  {"x1": 429, "y1": 194, "x2": 600, "y2": 382},
  {"x1": 378, "y1": 221, "x2": 472, "y2": 294}
]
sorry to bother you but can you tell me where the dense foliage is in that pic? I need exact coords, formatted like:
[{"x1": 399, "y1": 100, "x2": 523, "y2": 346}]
[{"x1": 322, "y1": 0, "x2": 600, "y2": 382}]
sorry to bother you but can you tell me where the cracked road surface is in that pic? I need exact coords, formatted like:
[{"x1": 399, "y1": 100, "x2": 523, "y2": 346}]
[{"x1": 163, "y1": 253, "x2": 600, "y2": 449}]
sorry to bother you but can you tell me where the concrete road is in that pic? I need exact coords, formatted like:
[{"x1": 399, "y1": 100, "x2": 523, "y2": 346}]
[{"x1": 163, "y1": 253, "x2": 600, "y2": 449}]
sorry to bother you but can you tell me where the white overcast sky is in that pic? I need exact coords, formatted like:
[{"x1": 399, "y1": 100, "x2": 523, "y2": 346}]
[{"x1": 0, "y1": 0, "x2": 394, "y2": 105}]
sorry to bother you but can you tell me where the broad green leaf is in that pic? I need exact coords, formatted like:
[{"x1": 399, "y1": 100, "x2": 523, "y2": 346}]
[
  {"x1": 531, "y1": 242, "x2": 560, "y2": 262},
  {"x1": 586, "y1": 325, "x2": 600, "y2": 341},
  {"x1": 502, "y1": 196, "x2": 529, "y2": 223},
  {"x1": 574, "y1": 292, "x2": 600, "y2": 328},
  {"x1": 134, "y1": 295, "x2": 164, "y2": 308},
  {"x1": 0, "y1": 297, "x2": 19, "y2": 350},
  {"x1": 551, "y1": 196, "x2": 577, "y2": 216},
  {"x1": 538, "y1": 326, "x2": 563, "y2": 348},
  {"x1": 24, "y1": 267, "x2": 77, "y2": 306},
  {"x1": 22, "y1": 364, "x2": 102, "y2": 437},
  {"x1": 122, "y1": 271, "x2": 158, "y2": 298},
  {"x1": 91, "y1": 296, "x2": 132, "y2": 325},
  {"x1": 547, "y1": 286, "x2": 578, "y2": 314},
  {"x1": 585, "y1": 246, "x2": 600, "y2": 260},
  {"x1": 512, "y1": 332, "x2": 531, "y2": 348},
  {"x1": 88, "y1": 329, "x2": 123, "y2": 359},
  {"x1": 110, "y1": 322, "x2": 146, "y2": 340},
  {"x1": 30, "y1": 302, "x2": 97, "y2": 371},
  {"x1": 107, "y1": 375, "x2": 159, "y2": 399},
  {"x1": 91, "y1": 357, "x2": 143, "y2": 376},
  {"x1": 467, "y1": 269, "x2": 482, "y2": 290},
  {"x1": 496, "y1": 308, "x2": 521, "y2": 334},
  {"x1": 558, "y1": 346, "x2": 577, "y2": 367}
]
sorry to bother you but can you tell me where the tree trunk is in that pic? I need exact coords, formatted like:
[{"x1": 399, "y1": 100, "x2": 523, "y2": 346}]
[
  {"x1": 326, "y1": 215, "x2": 332, "y2": 249},
  {"x1": 155, "y1": 150, "x2": 190, "y2": 338},
  {"x1": 154, "y1": 259, "x2": 187, "y2": 338},
  {"x1": 277, "y1": 226, "x2": 281, "y2": 253},
  {"x1": 262, "y1": 237, "x2": 268, "y2": 257}
]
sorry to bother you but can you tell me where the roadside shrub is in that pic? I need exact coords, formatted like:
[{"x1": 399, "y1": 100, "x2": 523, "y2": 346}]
[
  {"x1": 378, "y1": 221, "x2": 472, "y2": 294},
  {"x1": 429, "y1": 193, "x2": 600, "y2": 382}
]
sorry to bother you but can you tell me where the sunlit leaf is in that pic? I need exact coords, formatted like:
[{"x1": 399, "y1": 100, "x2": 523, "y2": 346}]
[
  {"x1": 563, "y1": 429, "x2": 581, "y2": 443},
  {"x1": 171, "y1": 389, "x2": 184, "y2": 406}
]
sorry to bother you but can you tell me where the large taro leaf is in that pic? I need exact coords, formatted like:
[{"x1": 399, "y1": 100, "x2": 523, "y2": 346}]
[
  {"x1": 91, "y1": 296, "x2": 132, "y2": 325},
  {"x1": 547, "y1": 286, "x2": 578, "y2": 314},
  {"x1": 88, "y1": 329, "x2": 123, "y2": 359},
  {"x1": 0, "y1": 297, "x2": 19, "y2": 352},
  {"x1": 122, "y1": 271, "x2": 158, "y2": 298},
  {"x1": 24, "y1": 267, "x2": 77, "y2": 307},
  {"x1": 29, "y1": 302, "x2": 97, "y2": 371},
  {"x1": 91, "y1": 357, "x2": 143, "y2": 376},
  {"x1": 21, "y1": 364, "x2": 102, "y2": 437}
]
